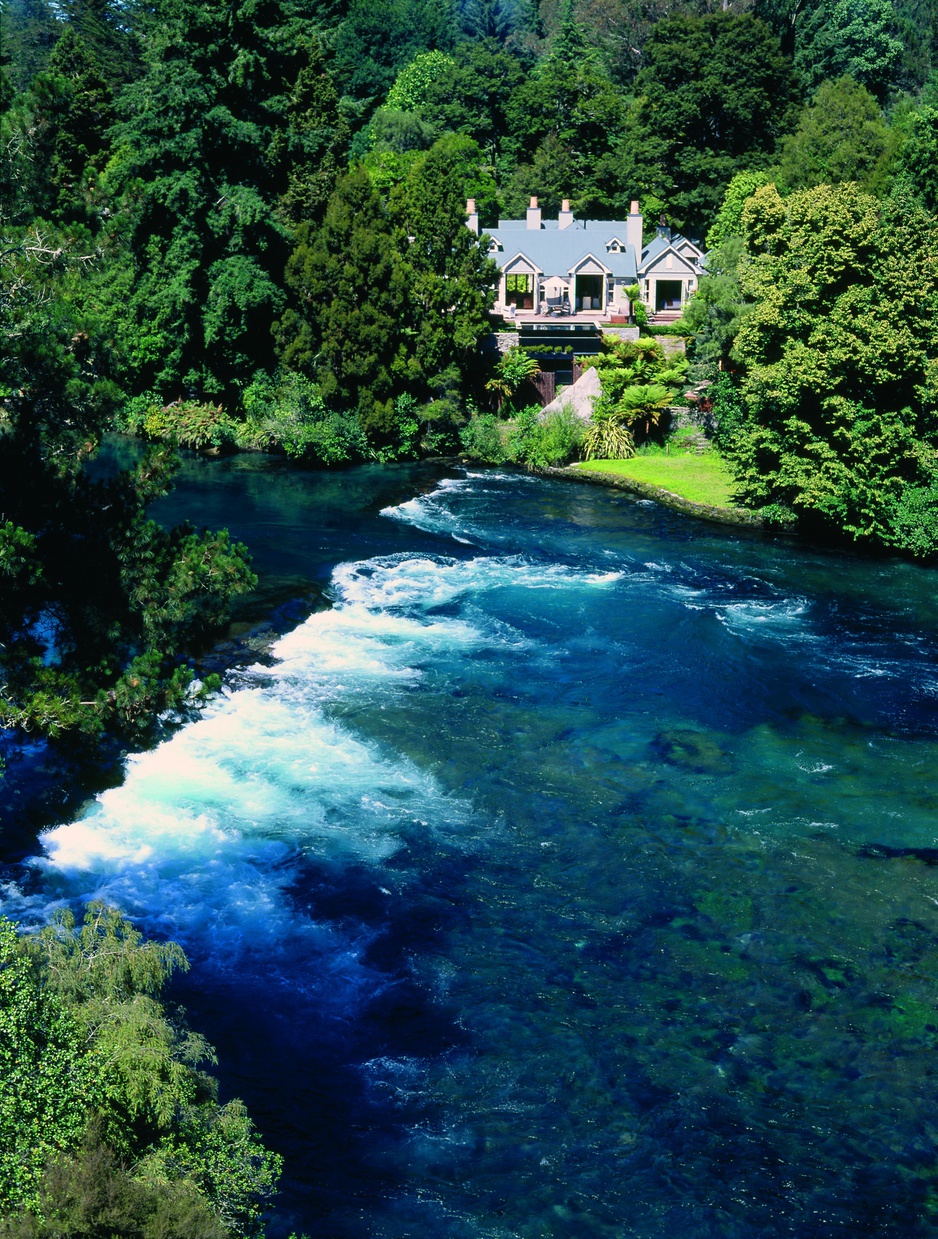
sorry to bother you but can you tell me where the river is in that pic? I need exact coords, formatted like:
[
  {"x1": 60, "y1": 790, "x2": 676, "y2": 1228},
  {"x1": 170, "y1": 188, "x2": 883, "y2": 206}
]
[{"x1": 5, "y1": 453, "x2": 938, "y2": 1238}]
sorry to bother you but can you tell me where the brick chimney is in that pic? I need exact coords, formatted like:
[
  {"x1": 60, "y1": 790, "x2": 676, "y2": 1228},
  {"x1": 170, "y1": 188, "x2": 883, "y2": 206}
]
[
  {"x1": 466, "y1": 197, "x2": 479, "y2": 234},
  {"x1": 526, "y1": 196, "x2": 542, "y2": 230},
  {"x1": 558, "y1": 198, "x2": 574, "y2": 230},
  {"x1": 626, "y1": 199, "x2": 642, "y2": 256}
]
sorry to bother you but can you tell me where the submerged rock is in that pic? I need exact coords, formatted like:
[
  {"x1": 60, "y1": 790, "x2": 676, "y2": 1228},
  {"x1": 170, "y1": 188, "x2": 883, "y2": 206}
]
[{"x1": 650, "y1": 728, "x2": 733, "y2": 774}]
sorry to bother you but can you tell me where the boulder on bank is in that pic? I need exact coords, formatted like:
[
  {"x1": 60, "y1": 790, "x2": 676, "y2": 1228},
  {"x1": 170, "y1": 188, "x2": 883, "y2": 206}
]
[{"x1": 539, "y1": 366, "x2": 601, "y2": 423}]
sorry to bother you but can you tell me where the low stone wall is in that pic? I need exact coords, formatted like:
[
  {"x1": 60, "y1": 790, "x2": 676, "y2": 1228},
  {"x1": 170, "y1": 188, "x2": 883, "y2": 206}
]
[
  {"x1": 667, "y1": 404, "x2": 718, "y2": 435},
  {"x1": 603, "y1": 326, "x2": 641, "y2": 343},
  {"x1": 494, "y1": 331, "x2": 520, "y2": 353},
  {"x1": 534, "y1": 464, "x2": 764, "y2": 529},
  {"x1": 653, "y1": 334, "x2": 687, "y2": 357}
]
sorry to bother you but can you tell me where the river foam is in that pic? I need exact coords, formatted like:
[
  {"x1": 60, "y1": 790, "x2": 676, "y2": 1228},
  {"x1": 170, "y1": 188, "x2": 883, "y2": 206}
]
[{"x1": 12, "y1": 548, "x2": 624, "y2": 966}]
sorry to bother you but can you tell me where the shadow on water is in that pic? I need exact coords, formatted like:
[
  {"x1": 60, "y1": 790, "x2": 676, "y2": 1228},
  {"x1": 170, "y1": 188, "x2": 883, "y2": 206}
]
[{"x1": 172, "y1": 847, "x2": 474, "y2": 1238}]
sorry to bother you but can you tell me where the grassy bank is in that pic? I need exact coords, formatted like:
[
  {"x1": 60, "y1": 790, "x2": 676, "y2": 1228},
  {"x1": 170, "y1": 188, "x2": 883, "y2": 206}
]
[{"x1": 578, "y1": 451, "x2": 738, "y2": 509}]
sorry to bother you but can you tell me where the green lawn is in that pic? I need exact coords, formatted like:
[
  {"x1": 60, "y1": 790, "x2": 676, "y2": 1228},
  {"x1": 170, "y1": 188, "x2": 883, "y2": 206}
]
[{"x1": 578, "y1": 451, "x2": 738, "y2": 509}]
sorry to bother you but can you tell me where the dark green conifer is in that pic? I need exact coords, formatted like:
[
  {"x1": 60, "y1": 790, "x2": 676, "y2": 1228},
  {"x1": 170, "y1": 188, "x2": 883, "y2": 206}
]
[{"x1": 280, "y1": 164, "x2": 407, "y2": 437}]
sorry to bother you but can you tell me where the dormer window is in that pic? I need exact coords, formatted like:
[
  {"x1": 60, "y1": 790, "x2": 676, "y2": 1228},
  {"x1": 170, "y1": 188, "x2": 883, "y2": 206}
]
[
  {"x1": 490, "y1": 239, "x2": 503, "y2": 253},
  {"x1": 605, "y1": 238, "x2": 623, "y2": 253}
]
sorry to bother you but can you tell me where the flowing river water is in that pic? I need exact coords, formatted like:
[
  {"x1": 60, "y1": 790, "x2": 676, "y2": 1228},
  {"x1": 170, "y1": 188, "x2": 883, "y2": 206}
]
[{"x1": 5, "y1": 454, "x2": 938, "y2": 1237}]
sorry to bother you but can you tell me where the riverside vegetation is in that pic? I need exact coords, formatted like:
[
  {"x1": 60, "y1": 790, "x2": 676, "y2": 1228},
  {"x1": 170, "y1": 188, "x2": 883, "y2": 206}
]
[
  {"x1": 4, "y1": 0, "x2": 938, "y2": 1227},
  {"x1": 0, "y1": 904, "x2": 282, "y2": 1239}
]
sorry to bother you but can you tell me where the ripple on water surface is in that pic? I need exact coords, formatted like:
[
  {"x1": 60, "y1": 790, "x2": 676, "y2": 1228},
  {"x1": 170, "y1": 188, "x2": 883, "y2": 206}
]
[{"x1": 8, "y1": 467, "x2": 938, "y2": 1238}]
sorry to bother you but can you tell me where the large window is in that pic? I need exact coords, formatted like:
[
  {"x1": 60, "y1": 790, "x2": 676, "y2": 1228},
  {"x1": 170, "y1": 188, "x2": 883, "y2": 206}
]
[
  {"x1": 506, "y1": 271, "x2": 534, "y2": 309},
  {"x1": 655, "y1": 280, "x2": 683, "y2": 312},
  {"x1": 575, "y1": 273, "x2": 603, "y2": 311}
]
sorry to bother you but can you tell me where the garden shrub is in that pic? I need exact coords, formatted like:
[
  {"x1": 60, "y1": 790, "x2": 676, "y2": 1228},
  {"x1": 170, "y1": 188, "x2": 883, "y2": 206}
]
[
  {"x1": 507, "y1": 405, "x2": 583, "y2": 468},
  {"x1": 238, "y1": 371, "x2": 368, "y2": 464},
  {"x1": 138, "y1": 401, "x2": 239, "y2": 451},
  {"x1": 460, "y1": 413, "x2": 510, "y2": 463}
]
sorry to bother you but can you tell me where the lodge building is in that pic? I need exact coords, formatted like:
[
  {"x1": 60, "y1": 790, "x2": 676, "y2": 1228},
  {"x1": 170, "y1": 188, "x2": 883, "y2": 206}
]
[{"x1": 467, "y1": 197, "x2": 705, "y2": 325}]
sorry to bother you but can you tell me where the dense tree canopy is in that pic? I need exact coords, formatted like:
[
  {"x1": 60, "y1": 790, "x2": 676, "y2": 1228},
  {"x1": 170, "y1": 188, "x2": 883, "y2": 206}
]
[
  {"x1": 2, "y1": 0, "x2": 938, "y2": 571},
  {"x1": 897, "y1": 104, "x2": 938, "y2": 214},
  {"x1": 723, "y1": 182, "x2": 938, "y2": 553},
  {"x1": 502, "y1": 13, "x2": 624, "y2": 215},
  {"x1": 793, "y1": 0, "x2": 903, "y2": 97},
  {"x1": 280, "y1": 164, "x2": 407, "y2": 433},
  {"x1": 618, "y1": 11, "x2": 800, "y2": 237},
  {"x1": 280, "y1": 138, "x2": 495, "y2": 444},
  {"x1": 7, "y1": 2, "x2": 938, "y2": 1232},
  {"x1": 0, "y1": 0, "x2": 62, "y2": 93},
  {"x1": 0, "y1": 230, "x2": 254, "y2": 748},
  {"x1": 102, "y1": 0, "x2": 311, "y2": 397},
  {"x1": 775, "y1": 75, "x2": 896, "y2": 193}
]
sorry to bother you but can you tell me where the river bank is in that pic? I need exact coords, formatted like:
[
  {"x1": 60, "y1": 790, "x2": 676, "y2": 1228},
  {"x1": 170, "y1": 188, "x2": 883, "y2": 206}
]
[{"x1": 536, "y1": 459, "x2": 764, "y2": 528}]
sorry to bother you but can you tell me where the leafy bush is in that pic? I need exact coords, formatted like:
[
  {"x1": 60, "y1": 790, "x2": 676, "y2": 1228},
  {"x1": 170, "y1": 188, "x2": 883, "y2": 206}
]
[
  {"x1": 708, "y1": 374, "x2": 746, "y2": 452},
  {"x1": 0, "y1": 1127, "x2": 229, "y2": 1239},
  {"x1": 460, "y1": 413, "x2": 510, "y2": 463},
  {"x1": 419, "y1": 398, "x2": 462, "y2": 456},
  {"x1": 238, "y1": 371, "x2": 368, "y2": 465},
  {"x1": 373, "y1": 394, "x2": 422, "y2": 462},
  {"x1": 891, "y1": 482, "x2": 938, "y2": 558},
  {"x1": 486, "y1": 346, "x2": 540, "y2": 412},
  {"x1": 507, "y1": 405, "x2": 583, "y2": 468},
  {"x1": 125, "y1": 400, "x2": 239, "y2": 452}
]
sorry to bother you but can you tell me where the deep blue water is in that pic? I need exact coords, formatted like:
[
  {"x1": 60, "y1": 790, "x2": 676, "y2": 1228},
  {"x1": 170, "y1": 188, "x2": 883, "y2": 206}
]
[{"x1": 6, "y1": 455, "x2": 938, "y2": 1237}]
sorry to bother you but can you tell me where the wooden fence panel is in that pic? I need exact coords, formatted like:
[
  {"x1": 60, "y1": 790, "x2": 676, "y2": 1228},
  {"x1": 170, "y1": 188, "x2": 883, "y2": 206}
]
[{"x1": 532, "y1": 370, "x2": 556, "y2": 406}]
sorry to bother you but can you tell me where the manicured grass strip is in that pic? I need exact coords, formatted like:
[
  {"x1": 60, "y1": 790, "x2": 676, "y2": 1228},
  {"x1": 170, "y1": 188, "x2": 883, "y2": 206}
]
[{"x1": 578, "y1": 452, "x2": 738, "y2": 509}]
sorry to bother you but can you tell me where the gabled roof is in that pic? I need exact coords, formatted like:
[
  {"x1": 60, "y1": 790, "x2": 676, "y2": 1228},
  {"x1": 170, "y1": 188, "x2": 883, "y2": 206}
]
[
  {"x1": 638, "y1": 234, "x2": 704, "y2": 276},
  {"x1": 569, "y1": 252, "x2": 613, "y2": 276},
  {"x1": 485, "y1": 223, "x2": 638, "y2": 280},
  {"x1": 502, "y1": 250, "x2": 545, "y2": 275}
]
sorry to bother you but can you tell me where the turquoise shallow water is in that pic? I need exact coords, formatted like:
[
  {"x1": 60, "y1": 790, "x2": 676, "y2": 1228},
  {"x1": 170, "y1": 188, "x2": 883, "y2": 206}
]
[{"x1": 6, "y1": 458, "x2": 938, "y2": 1236}]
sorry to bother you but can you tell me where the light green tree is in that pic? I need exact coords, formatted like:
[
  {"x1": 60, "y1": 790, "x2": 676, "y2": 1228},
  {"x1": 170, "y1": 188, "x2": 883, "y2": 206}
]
[
  {"x1": 0, "y1": 905, "x2": 282, "y2": 1237},
  {"x1": 725, "y1": 181, "x2": 938, "y2": 552},
  {"x1": 0, "y1": 920, "x2": 95, "y2": 1213},
  {"x1": 706, "y1": 171, "x2": 772, "y2": 251},
  {"x1": 776, "y1": 76, "x2": 897, "y2": 193},
  {"x1": 386, "y1": 50, "x2": 457, "y2": 111},
  {"x1": 683, "y1": 234, "x2": 750, "y2": 376}
]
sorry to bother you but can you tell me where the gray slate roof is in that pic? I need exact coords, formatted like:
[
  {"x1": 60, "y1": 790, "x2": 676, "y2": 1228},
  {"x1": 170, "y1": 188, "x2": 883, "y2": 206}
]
[
  {"x1": 637, "y1": 234, "x2": 704, "y2": 274},
  {"x1": 485, "y1": 220, "x2": 703, "y2": 281},
  {"x1": 485, "y1": 221, "x2": 638, "y2": 280}
]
